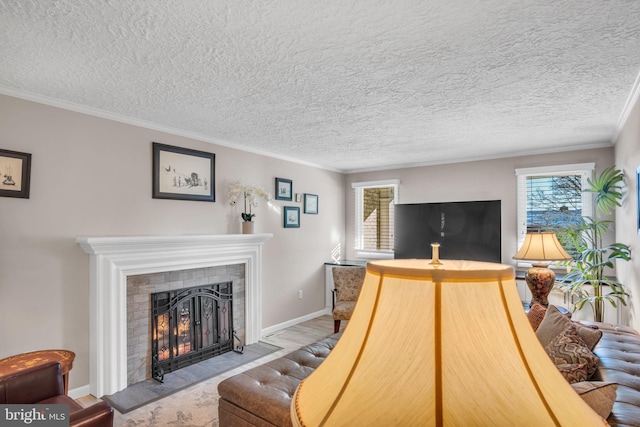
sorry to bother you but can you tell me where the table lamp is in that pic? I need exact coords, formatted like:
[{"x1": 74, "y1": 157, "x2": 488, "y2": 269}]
[
  {"x1": 291, "y1": 259, "x2": 605, "y2": 426},
  {"x1": 513, "y1": 232, "x2": 572, "y2": 307}
]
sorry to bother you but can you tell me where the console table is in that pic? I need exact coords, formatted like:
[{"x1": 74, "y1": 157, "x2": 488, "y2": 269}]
[{"x1": 0, "y1": 349, "x2": 75, "y2": 395}]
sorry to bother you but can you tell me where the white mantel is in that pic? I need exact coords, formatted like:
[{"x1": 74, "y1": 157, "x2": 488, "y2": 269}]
[{"x1": 76, "y1": 233, "x2": 273, "y2": 397}]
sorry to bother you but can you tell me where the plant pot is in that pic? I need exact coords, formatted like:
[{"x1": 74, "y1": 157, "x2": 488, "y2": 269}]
[{"x1": 242, "y1": 221, "x2": 254, "y2": 234}]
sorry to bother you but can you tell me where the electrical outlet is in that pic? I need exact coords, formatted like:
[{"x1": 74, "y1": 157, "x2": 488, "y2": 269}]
[{"x1": 298, "y1": 290, "x2": 303, "y2": 299}]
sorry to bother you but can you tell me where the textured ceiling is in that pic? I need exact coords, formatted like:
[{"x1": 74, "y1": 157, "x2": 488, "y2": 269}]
[{"x1": 1, "y1": 1, "x2": 640, "y2": 172}]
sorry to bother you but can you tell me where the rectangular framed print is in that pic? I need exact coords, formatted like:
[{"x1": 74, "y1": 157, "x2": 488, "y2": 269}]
[
  {"x1": 0, "y1": 148, "x2": 31, "y2": 199},
  {"x1": 284, "y1": 206, "x2": 300, "y2": 228},
  {"x1": 275, "y1": 177, "x2": 293, "y2": 201},
  {"x1": 152, "y1": 142, "x2": 215, "y2": 202},
  {"x1": 304, "y1": 193, "x2": 318, "y2": 214}
]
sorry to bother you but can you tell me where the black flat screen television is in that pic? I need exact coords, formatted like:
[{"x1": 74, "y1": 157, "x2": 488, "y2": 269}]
[{"x1": 394, "y1": 200, "x2": 501, "y2": 263}]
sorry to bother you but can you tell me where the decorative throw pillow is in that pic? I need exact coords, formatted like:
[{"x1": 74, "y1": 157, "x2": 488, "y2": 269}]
[
  {"x1": 574, "y1": 323, "x2": 603, "y2": 351},
  {"x1": 544, "y1": 323, "x2": 600, "y2": 379},
  {"x1": 536, "y1": 305, "x2": 603, "y2": 350},
  {"x1": 526, "y1": 302, "x2": 547, "y2": 331},
  {"x1": 571, "y1": 381, "x2": 618, "y2": 418},
  {"x1": 537, "y1": 305, "x2": 572, "y2": 347},
  {"x1": 556, "y1": 363, "x2": 589, "y2": 384}
]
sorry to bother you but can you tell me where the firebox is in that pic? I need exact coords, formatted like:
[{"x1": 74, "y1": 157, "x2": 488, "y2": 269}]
[{"x1": 151, "y1": 281, "x2": 243, "y2": 382}]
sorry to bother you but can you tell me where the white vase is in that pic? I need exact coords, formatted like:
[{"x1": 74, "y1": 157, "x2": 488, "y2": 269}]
[{"x1": 242, "y1": 221, "x2": 254, "y2": 234}]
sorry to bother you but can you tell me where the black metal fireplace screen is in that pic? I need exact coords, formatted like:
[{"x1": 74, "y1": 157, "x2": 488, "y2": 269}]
[{"x1": 151, "y1": 281, "x2": 242, "y2": 382}]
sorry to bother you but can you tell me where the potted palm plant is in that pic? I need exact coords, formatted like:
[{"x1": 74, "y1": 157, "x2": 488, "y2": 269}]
[{"x1": 556, "y1": 166, "x2": 631, "y2": 322}]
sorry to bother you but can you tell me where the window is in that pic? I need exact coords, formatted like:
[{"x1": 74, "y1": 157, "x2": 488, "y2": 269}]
[
  {"x1": 352, "y1": 179, "x2": 399, "y2": 259},
  {"x1": 515, "y1": 163, "x2": 594, "y2": 260}
]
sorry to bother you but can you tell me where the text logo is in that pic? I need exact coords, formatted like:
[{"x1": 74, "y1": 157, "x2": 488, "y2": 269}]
[{"x1": 0, "y1": 405, "x2": 68, "y2": 426}]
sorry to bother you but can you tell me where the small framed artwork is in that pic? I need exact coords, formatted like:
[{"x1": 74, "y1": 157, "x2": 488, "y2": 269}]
[
  {"x1": 152, "y1": 142, "x2": 215, "y2": 202},
  {"x1": 284, "y1": 206, "x2": 300, "y2": 228},
  {"x1": 275, "y1": 177, "x2": 293, "y2": 201},
  {"x1": 304, "y1": 193, "x2": 318, "y2": 214},
  {"x1": 0, "y1": 148, "x2": 31, "y2": 199}
]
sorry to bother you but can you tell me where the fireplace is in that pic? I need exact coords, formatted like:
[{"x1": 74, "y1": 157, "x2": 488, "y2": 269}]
[
  {"x1": 76, "y1": 234, "x2": 273, "y2": 397},
  {"x1": 126, "y1": 265, "x2": 246, "y2": 385},
  {"x1": 151, "y1": 282, "x2": 242, "y2": 382}
]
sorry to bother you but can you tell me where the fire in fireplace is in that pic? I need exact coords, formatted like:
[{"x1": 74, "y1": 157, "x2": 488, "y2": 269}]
[{"x1": 151, "y1": 281, "x2": 243, "y2": 382}]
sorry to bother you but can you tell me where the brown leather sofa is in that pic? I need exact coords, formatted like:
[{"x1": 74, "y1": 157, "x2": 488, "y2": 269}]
[
  {"x1": 0, "y1": 361, "x2": 114, "y2": 427},
  {"x1": 585, "y1": 322, "x2": 640, "y2": 426},
  {"x1": 218, "y1": 322, "x2": 640, "y2": 427}
]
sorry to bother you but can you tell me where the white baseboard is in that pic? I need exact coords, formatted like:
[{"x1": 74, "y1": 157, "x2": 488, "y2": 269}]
[
  {"x1": 70, "y1": 309, "x2": 334, "y2": 398},
  {"x1": 69, "y1": 384, "x2": 91, "y2": 399},
  {"x1": 261, "y1": 308, "x2": 331, "y2": 338}
]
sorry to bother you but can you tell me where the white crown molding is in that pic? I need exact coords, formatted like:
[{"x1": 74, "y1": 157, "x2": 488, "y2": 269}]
[
  {"x1": 0, "y1": 86, "x2": 342, "y2": 173},
  {"x1": 346, "y1": 141, "x2": 613, "y2": 174},
  {"x1": 0, "y1": 84, "x2": 626, "y2": 174}
]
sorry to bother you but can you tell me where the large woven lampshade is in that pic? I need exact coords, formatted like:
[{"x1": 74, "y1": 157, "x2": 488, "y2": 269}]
[{"x1": 291, "y1": 259, "x2": 605, "y2": 426}]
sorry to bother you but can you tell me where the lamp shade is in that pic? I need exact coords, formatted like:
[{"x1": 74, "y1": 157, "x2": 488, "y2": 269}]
[
  {"x1": 513, "y1": 232, "x2": 572, "y2": 262},
  {"x1": 291, "y1": 259, "x2": 605, "y2": 426}
]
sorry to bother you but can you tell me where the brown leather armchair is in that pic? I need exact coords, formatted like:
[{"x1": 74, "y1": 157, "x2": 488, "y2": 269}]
[{"x1": 0, "y1": 361, "x2": 114, "y2": 427}]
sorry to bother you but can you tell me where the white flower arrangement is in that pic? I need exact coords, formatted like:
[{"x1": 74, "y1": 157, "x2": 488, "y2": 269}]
[{"x1": 227, "y1": 181, "x2": 273, "y2": 222}]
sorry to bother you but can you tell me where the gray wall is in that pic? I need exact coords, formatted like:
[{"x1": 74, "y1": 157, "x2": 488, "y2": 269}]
[
  {"x1": 0, "y1": 94, "x2": 346, "y2": 390},
  {"x1": 614, "y1": 93, "x2": 640, "y2": 331},
  {"x1": 345, "y1": 147, "x2": 615, "y2": 265},
  {"x1": 2, "y1": 90, "x2": 638, "y2": 395}
]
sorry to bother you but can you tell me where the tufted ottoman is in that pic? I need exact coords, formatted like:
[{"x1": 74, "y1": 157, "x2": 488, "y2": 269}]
[
  {"x1": 218, "y1": 333, "x2": 341, "y2": 427},
  {"x1": 219, "y1": 321, "x2": 640, "y2": 426}
]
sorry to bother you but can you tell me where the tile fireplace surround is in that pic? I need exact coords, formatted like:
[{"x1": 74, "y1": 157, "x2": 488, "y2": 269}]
[{"x1": 76, "y1": 234, "x2": 273, "y2": 397}]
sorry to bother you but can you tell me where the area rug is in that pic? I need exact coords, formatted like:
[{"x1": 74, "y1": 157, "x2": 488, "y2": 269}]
[{"x1": 103, "y1": 341, "x2": 282, "y2": 414}]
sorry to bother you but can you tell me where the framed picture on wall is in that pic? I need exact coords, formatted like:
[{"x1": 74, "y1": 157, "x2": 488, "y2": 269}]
[
  {"x1": 275, "y1": 177, "x2": 293, "y2": 201},
  {"x1": 304, "y1": 193, "x2": 318, "y2": 214},
  {"x1": 0, "y1": 148, "x2": 31, "y2": 199},
  {"x1": 284, "y1": 206, "x2": 300, "y2": 228},
  {"x1": 152, "y1": 142, "x2": 215, "y2": 202}
]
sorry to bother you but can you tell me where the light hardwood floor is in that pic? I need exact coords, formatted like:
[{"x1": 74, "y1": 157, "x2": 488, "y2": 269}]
[
  {"x1": 79, "y1": 314, "x2": 343, "y2": 426},
  {"x1": 262, "y1": 314, "x2": 343, "y2": 349}
]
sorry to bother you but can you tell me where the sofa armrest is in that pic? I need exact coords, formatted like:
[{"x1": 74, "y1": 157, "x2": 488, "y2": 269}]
[
  {"x1": 0, "y1": 361, "x2": 63, "y2": 404},
  {"x1": 69, "y1": 400, "x2": 114, "y2": 427}
]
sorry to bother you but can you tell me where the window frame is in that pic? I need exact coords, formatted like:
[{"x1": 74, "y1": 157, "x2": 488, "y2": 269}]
[
  {"x1": 515, "y1": 163, "x2": 594, "y2": 268},
  {"x1": 352, "y1": 179, "x2": 399, "y2": 259}
]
